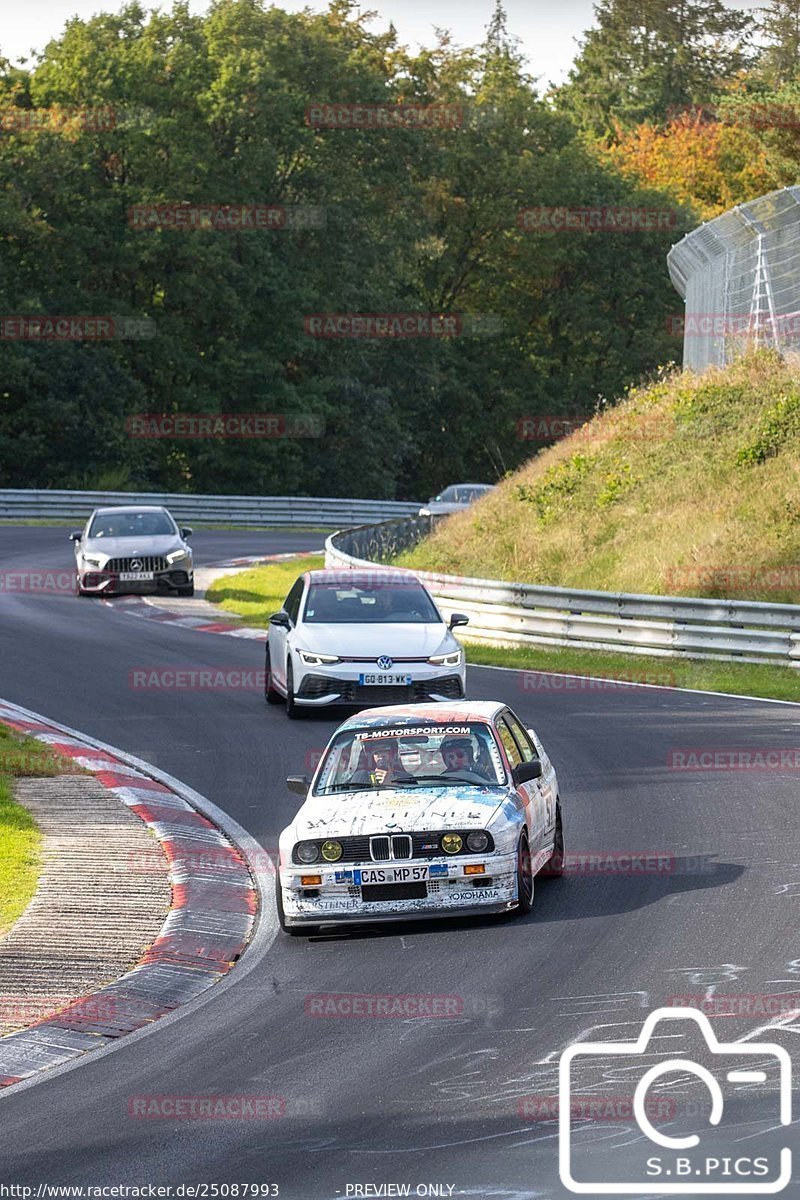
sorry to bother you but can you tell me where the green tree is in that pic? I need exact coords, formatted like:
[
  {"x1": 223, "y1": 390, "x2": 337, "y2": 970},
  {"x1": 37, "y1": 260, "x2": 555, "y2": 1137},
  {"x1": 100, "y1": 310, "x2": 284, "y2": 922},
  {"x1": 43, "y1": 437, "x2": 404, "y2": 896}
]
[{"x1": 555, "y1": 0, "x2": 754, "y2": 138}]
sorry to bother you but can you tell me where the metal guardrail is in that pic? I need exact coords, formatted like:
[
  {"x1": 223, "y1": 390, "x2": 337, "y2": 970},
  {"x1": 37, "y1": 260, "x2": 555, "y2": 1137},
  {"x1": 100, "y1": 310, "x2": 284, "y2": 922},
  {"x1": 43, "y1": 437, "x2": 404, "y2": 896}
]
[
  {"x1": 326, "y1": 521, "x2": 800, "y2": 668},
  {"x1": 0, "y1": 489, "x2": 421, "y2": 528}
]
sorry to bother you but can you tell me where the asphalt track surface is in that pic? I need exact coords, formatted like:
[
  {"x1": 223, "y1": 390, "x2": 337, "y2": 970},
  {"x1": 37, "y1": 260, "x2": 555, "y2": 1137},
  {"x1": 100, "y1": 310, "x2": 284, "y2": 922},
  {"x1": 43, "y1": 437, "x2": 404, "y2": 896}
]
[{"x1": 1, "y1": 527, "x2": 800, "y2": 1199}]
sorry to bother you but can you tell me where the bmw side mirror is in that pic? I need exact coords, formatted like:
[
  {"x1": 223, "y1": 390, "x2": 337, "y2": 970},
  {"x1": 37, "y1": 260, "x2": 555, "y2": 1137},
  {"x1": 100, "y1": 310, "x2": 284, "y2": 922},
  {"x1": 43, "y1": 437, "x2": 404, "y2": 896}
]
[
  {"x1": 287, "y1": 775, "x2": 310, "y2": 795},
  {"x1": 270, "y1": 611, "x2": 291, "y2": 629},
  {"x1": 180, "y1": 526, "x2": 193, "y2": 539},
  {"x1": 512, "y1": 758, "x2": 543, "y2": 786},
  {"x1": 449, "y1": 613, "x2": 469, "y2": 629},
  {"x1": 69, "y1": 531, "x2": 82, "y2": 542}
]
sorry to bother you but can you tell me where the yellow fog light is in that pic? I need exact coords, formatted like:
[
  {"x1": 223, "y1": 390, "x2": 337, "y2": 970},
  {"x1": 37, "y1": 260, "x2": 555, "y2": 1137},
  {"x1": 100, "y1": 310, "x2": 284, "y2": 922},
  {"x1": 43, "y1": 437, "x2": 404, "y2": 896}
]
[
  {"x1": 321, "y1": 840, "x2": 343, "y2": 862},
  {"x1": 464, "y1": 864, "x2": 485, "y2": 875},
  {"x1": 441, "y1": 833, "x2": 463, "y2": 855},
  {"x1": 301, "y1": 874, "x2": 322, "y2": 886}
]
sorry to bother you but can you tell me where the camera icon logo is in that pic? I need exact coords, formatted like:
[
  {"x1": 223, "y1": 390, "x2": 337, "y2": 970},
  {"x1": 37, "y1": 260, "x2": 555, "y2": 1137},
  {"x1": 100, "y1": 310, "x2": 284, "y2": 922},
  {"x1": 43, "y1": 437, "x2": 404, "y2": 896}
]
[{"x1": 559, "y1": 1007, "x2": 792, "y2": 1194}]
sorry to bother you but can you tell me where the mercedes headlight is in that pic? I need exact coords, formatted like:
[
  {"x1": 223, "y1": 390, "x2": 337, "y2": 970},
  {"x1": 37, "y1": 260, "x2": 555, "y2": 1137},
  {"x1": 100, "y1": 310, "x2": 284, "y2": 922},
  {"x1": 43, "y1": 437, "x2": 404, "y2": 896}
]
[
  {"x1": 82, "y1": 555, "x2": 103, "y2": 567},
  {"x1": 441, "y1": 833, "x2": 463, "y2": 854},
  {"x1": 466, "y1": 830, "x2": 490, "y2": 853},
  {"x1": 321, "y1": 840, "x2": 343, "y2": 862},
  {"x1": 295, "y1": 841, "x2": 319, "y2": 864},
  {"x1": 166, "y1": 548, "x2": 190, "y2": 564},
  {"x1": 428, "y1": 649, "x2": 463, "y2": 666},
  {"x1": 298, "y1": 651, "x2": 340, "y2": 665}
]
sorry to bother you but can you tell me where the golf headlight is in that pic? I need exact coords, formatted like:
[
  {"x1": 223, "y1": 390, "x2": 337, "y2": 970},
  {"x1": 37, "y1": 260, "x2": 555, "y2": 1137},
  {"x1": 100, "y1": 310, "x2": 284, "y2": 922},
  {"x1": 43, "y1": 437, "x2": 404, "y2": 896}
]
[
  {"x1": 82, "y1": 555, "x2": 103, "y2": 567},
  {"x1": 441, "y1": 833, "x2": 463, "y2": 855},
  {"x1": 466, "y1": 830, "x2": 490, "y2": 853},
  {"x1": 298, "y1": 651, "x2": 340, "y2": 665},
  {"x1": 428, "y1": 649, "x2": 463, "y2": 666},
  {"x1": 296, "y1": 841, "x2": 319, "y2": 864},
  {"x1": 166, "y1": 548, "x2": 190, "y2": 564},
  {"x1": 321, "y1": 840, "x2": 343, "y2": 862}
]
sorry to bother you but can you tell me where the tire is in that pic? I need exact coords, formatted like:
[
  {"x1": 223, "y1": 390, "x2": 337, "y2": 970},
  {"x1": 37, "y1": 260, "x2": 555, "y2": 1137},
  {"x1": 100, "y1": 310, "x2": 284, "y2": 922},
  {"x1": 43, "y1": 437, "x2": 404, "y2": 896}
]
[
  {"x1": 515, "y1": 831, "x2": 535, "y2": 915},
  {"x1": 176, "y1": 583, "x2": 195, "y2": 597},
  {"x1": 544, "y1": 802, "x2": 565, "y2": 878},
  {"x1": 285, "y1": 660, "x2": 300, "y2": 720},
  {"x1": 275, "y1": 872, "x2": 318, "y2": 937},
  {"x1": 264, "y1": 643, "x2": 282, "y2": 705}
]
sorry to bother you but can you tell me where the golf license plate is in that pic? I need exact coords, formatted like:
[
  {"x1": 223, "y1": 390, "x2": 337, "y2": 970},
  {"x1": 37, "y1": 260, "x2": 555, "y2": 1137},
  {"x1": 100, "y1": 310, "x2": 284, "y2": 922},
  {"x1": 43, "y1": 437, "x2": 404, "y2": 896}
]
[
  {"x1": 357, "y1": 865, "x2": 429, "y2": 885},
  {"x1": 358, "y1": 673, "x2": 412, "y2": 686},
  {"x1": 119, "y1": 571, "x2": 155, "y2": 581}
]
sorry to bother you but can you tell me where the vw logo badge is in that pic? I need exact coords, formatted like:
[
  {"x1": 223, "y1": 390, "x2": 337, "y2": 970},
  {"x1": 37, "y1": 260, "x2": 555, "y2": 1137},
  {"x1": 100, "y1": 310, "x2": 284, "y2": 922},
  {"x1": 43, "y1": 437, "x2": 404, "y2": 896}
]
[
  {"x1": 131, "y1": 559, "x2": 142, "y2": 571},
  {"x1": 377, "y1": 655, "x2": 394, "y2": 670}
]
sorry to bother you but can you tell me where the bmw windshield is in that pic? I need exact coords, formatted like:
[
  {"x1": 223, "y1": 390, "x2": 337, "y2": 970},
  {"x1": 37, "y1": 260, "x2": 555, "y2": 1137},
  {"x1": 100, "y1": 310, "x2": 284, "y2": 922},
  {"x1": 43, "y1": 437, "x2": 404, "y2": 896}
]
[{"x1": 313, "y1": 722, "x2": 507, "y2": 794}]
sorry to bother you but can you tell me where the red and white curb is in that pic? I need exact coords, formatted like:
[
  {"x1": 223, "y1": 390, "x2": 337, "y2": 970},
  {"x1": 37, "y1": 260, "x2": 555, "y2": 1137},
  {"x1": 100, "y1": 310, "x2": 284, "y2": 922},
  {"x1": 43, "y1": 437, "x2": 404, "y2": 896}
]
[
  {"x1": 99, "y1": 552, "x2": 320, "y2": 643},
  {"x1": 0, "y1": 699, "x2": 263, "y2": 1089}
]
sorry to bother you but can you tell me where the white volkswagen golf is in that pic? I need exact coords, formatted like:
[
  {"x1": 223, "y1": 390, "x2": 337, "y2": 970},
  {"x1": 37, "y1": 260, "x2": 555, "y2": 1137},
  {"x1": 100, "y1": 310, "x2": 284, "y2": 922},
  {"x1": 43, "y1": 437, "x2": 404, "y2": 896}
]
[{"x1": 264, "y1": 568, "x2": 468, "y2": 717}]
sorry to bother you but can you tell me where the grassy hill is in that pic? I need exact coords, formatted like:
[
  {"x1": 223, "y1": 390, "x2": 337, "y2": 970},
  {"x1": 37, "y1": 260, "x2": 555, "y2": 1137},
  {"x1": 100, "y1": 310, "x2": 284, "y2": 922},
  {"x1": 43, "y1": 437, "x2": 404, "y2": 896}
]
[{"x1": 400, "y1": 351, "x2": 800, "y2": 604}]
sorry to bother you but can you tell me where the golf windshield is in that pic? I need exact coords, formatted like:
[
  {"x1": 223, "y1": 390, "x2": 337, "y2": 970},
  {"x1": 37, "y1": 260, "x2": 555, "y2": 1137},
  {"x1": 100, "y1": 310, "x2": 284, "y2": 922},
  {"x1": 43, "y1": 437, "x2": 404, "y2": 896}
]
[
  {"x1": 303, "y1": 579, "x2": 439, "y2": 623},
  {"x1": 313, "y1": 722, "x2": 506, "y2": 794}
]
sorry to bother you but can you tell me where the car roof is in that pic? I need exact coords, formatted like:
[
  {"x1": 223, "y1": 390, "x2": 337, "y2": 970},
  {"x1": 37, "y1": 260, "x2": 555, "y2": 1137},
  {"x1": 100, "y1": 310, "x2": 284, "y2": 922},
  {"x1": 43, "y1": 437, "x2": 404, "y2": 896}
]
[
  {"x1": 93, "y1": 505, "x2": 170, "y2": 515},
  {"x1": 305, "y1": 568, "x2": 419, "y2": 584},
  {"x1": 336, "y1": 701, "x2": 506, "y2": 730}
]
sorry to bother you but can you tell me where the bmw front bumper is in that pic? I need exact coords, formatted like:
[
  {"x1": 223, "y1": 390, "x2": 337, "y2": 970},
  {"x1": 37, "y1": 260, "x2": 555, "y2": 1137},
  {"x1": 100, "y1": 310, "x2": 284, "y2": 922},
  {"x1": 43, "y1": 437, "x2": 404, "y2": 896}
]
[{"x1": 279, "y1": 852, "x2": 517, "y2": 926}]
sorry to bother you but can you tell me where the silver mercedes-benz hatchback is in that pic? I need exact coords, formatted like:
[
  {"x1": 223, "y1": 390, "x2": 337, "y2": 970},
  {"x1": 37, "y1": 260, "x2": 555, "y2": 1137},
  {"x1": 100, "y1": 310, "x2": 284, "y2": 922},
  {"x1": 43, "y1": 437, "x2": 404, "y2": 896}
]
[{"x1": 70, "y1": 505, "x2": 194, "y2": 597}]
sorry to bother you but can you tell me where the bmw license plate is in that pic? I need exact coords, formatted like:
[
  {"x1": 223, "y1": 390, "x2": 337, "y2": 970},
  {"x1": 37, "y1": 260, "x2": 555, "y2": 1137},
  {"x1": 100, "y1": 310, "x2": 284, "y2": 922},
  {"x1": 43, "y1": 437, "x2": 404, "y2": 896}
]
[
  {"x1": 357, "y1": 866, "x2": 429, "y2": 885},
  {"x1": 358, "y1": 673, "x2": 412, "y2": 686},
  {"x1": 118, "y1": 571, "x2": 155, "y2": 581}
]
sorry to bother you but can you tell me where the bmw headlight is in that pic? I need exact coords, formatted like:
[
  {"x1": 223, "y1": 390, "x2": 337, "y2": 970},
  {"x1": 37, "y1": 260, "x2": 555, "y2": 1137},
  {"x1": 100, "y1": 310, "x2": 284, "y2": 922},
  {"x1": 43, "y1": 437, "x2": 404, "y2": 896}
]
[
  {"x1": 441, "y1": 833, "x2": 463, "y2": 854},
  {"x1": 428, "y1": 649, "x2": 463, "y2": 666},
  {"x1": 166, "y1": 548, "x2": 191, "y2": 564},
  {"x1": 466, "y1": 830, "x2": 490, "y2": 853},
  {"x1": 321, "y1": 840, "x2": 343, "y2": 862},
  {"x1": 295, "y1": 841, "x2": 319, "y2": 864},
  {"x1": 298, "y1": 650, "x2": 340, "y2": 665}
]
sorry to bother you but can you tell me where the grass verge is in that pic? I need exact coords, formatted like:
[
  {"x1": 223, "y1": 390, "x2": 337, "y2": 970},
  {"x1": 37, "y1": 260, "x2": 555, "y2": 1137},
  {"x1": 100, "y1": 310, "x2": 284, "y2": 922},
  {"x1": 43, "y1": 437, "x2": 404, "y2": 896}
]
[
  {"x1": 205, "y1": 557, "x2": 799, "y2": 702},
  {"x1": 205, "y1": 554, "x2": 325, "y2": 625},
  {"x1": 467, "y1": 642, "x2": 799, "y2": 703},
  {"x1": 0, "y1": 724, "x2": 71, "y2": 935}
]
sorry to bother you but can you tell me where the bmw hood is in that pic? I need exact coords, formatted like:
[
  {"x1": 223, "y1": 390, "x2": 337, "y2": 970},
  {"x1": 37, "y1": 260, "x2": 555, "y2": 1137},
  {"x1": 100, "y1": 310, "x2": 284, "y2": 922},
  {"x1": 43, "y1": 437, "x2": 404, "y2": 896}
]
[
  {"x1": 297, "y1": 623, "x2": 452, "y2": 658},
  {"x1": 290, "y1": 785, "x2": 508, "y2": 838},
  {"x1": 81, "y1": 535, "x2": 186, "y2": 559}
]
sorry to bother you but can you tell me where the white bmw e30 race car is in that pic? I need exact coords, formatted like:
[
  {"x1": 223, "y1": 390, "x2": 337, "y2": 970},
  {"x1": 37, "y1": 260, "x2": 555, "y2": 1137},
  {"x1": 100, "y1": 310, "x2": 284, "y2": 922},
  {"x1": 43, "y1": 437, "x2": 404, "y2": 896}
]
[{"x1": 276, "y1": 701, "x2": 564, "y2": 934}]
